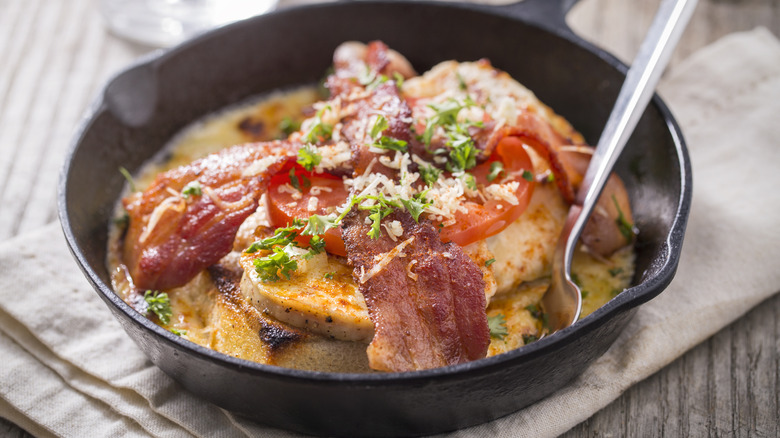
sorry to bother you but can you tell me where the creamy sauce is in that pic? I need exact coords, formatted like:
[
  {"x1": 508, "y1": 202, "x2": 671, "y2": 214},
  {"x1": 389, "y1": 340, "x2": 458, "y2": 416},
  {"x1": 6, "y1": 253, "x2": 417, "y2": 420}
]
[{"x1": 108, "y1": 85, "x2": 635, "y2": 373}]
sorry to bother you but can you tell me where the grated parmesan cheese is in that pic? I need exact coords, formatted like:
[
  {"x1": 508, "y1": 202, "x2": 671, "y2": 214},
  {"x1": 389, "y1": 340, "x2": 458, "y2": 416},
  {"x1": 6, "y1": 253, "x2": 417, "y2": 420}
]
[
  {"x1": 139, "y1": 196, "x2": 185, "y2": 243},
  {"x1": 406, "y1": 259, "x2": 418, "y2": 281},
  {"x1": 307, "y1": 196, "x2": 319, "y2": 212},
  {"x1": 359, "y1": 237, "x2": 415, "y2": 284},
  {"x1": 484, "y1": 182, "x2": 521, "y2": 205},
  {"x1": 241, "y1": 155, "x2": 283, "y2": 178}
]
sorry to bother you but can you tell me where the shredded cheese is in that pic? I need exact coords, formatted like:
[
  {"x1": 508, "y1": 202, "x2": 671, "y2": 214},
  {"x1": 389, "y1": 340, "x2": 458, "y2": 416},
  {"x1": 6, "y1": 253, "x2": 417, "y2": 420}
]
[
  {"x1": 484, "y1": 182, "x2": 521, "y2": 205},
  {"x1": 307, "y1": 196, "x2": 319, "y2": 212},
  {"x1": 406, "y1": 259, "x2": 418, "y2": 281},
  {"x1": 359, "y1": 237, "x2": 415, "y2": 284},
  {"x1": 241, "y1": 155, "x2": 282, "y2": 178},
  {"x1": 139, "y1": 196, "x2": 185, "y2": 243}
]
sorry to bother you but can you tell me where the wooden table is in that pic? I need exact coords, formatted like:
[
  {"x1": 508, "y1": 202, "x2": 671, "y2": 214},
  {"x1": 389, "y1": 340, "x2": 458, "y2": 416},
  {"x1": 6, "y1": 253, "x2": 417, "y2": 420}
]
[{"x1": 1, "y1": 0, "x2": 777, "y2": 435}]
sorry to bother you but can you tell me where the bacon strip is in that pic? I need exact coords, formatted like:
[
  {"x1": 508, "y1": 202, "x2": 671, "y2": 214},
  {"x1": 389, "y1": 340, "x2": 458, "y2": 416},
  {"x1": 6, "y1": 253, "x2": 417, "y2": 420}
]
[
  {"x1": 342, "y1": 210, "x2": 489, "y2": 372},
  {"x1": 327, "y1": 42, "x2": 414, "y2": 177},
  {"x1": 122, "y1": 141, "x2": 296, "y2": 290}
]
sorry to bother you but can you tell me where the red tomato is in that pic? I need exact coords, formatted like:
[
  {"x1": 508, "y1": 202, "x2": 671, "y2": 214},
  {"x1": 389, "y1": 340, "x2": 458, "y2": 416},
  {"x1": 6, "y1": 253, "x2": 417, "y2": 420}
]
[
  {"x1": 267, "y1": 164, "x2": 350, "y2": 256},
  {"x1": 267, "y1": 137, "x2": 534, "y2": 255},
  {"x1": 438, "y1": 136, "x2": 535, "y2": 246}
]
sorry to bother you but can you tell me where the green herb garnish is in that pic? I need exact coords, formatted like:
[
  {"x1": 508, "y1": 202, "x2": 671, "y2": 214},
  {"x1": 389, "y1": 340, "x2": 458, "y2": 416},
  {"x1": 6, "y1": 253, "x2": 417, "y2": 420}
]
[
  {"x1": 302, "y1": 105, "x2": 333, "y2": 143},
  {"x1": 419, "y1": 164, "x2": 442, "y2": 187},
  {"x1": 399, "y1": 191, "x2": 432, "y2": 223},
  {"x1": 522, "y1": 170, "x2": 534, "y2": 182},
  {"x1": 370, "y1": 115, "x2": 390, "y2": 139},
  {"x1": 485, "y1": 258, "x2": 496, "y2": 267},
  {"x1": 361, "y1": 195, "x2": 399, "y2": 239},
  {"x1": 119, "y1": 166, "x2": 137, "y2": 192},
  {"x1": 487, "y1": 161, "x2": 505, "y2": 182},
  {"x1": 144, "y1": 290, "x2": 172, "y2": 325},
  {"x1": 462, "y1": 173, "x2": 477, "y2": 190},
  {"x1": 253, "y1": 245, "x2": 299, "y2": 282},
  {"x1": 393, "y1": 72, "x2": 405, "y2": 88},
  {"x1": 525, "y1": 304, "x2": 543, "y2": 320},
  {"x1": 373, "y1": 136, "x2": 408, "y2": 153},
  {"x1": 612, "y1": 195, "x2": 635, "y2": 242},
  {"x1": 181, "y1": 181, "x2": 202, "y2": 199},
  {"x1": 488, "y1": 313, "x2": 508, "y2": 340},
  {"x1": 608, "y1": 267, "x2": 624, "y2": 277},
  {"x1": 297, "y1": 144, "x2": 322, "y2": 171},
  {"x1": 278, "y1": 117, "x2": 301, "y2": 137},
  {"x1": 522, "y1": 334, "x2": 538, "y2": 344}
]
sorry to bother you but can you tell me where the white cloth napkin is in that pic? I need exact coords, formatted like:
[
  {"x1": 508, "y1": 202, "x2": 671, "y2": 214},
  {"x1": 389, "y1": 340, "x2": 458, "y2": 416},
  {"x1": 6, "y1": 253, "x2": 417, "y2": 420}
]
[{"x1": 1, "y1": 27, "x2": 779, "y2": 438}]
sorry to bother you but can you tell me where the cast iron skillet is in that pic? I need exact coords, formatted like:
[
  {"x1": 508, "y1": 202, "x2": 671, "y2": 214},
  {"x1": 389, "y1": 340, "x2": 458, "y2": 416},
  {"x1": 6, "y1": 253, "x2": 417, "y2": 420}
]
[{"x1": 59, "y1": 0, "x2": 692, "y2": 435}]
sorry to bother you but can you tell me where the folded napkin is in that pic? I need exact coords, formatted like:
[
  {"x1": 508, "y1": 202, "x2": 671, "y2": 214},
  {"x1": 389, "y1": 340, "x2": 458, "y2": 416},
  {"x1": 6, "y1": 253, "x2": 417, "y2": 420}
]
[{"x1": 1, "y1": 27, "x2": 779, "y2": 438}]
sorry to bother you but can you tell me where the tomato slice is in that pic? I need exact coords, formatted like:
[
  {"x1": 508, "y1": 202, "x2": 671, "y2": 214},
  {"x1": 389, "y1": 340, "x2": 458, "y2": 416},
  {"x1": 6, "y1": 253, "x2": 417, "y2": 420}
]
[
  {"x1": 438, "y1": 136, "x2": 535, "y2": 246},
  {"x1": 268, "y1": 137, "x2": 533, "y2": 255},
  {"x1": 267, "y1": 164, "x2": 350, "y2": 256}
]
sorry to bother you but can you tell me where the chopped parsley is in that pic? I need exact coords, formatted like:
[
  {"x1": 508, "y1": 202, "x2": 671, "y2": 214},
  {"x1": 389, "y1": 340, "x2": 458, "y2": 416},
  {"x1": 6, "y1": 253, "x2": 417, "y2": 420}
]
[
  {"x1": 612, "y1": 195, "x2": 635, "y2": 242},
  {"x1": 487, "y1": 161, "x2": 505, "y2": 182},
  {"x1": 422, "y1": 97, "x2": 474, "y2": 146},
  {"x1": 253, "y1": 245, "x2": 299, "y2": 282},
  {"x1": 485, "y1": 258, "x2": 496, "y2": 267},
  {"x1": 297, "y1": 144, "x2": 322, "y2": 171},
  {"x1": 360, "y1": 194, "x2": 399, "y2": 239},
  {"x1": 488, "y1": 313, "x2": 508, "y2": 340},
  {"x1": 373, "y1": 136, "x2": 408, "y2": 152},
  {"x1": 525, "y1": 304, "x2": 543, "y2": 320},
  {"x1": 393, "y1": 72, "x2": 404, "y2": 88},
  {"x1": 244, "y1": 220, "x2": 303, "y2": 253},
  {"x1": 608, "y1": 267, "x2": 624, "y2": 277},
  {"x1": 302, "y1": 214, "x2": 337, "y2": 236},
  {"x1": 399, "y1": 191, "x2": 432, "y2": 223},
  {"x1": 181, "y1": 180, "x2": 202, "y2": 199},
  {"x1": 278, "y1": 117, "x2": 301, "y2": 137},
  {"x1": 522, "y1": 170, "x2": 534, "y2": 182},
  {"x1": 144, "y1": 290, "x2": 172, "y2": 325},
  {"x1": 370, "y1": 115, "x2": 390, "y2": 139},
  {"x1": 324, "y1": 272, "x2": 336, "y2": 279},
  {"x1": 445, "y1": 124, "x2": 479, "y2": 173},
  {"x1": 369, "y1": 114, "x2": 408, "y2": 152},
  {"x1": 113, "y1": 212, "x2": 129, "y2": 228},
  {"x1": 456, "y1": 72, "x2": 468, "y2": 90},
  {"x1": 306, "y1": 235, "x2": 326, "y2": 257},
  {"x1": 170, "y1": 328, "x2": 187, "y2": 337},
  {"x1": 302, "y1": 105, "x2": 333, "y2": 143},
  {"x1": 358, "y1": 66, "x2": 388, "y2": 90},
  {"x1": 288, "y1": 168, "x2": 310, "y2": 192},
  {"x1": 119, "y1": 166, "x2": 137, "y2": 192},
  {"x1": 419, "y1": 164, "x2": 442, "y2": 187},
  {"x1": 522, "y1": 334, "x2": 538, "y2": 344},
  {"x1": 462, "y1": 173, "x2": 477, "y2": 190}
]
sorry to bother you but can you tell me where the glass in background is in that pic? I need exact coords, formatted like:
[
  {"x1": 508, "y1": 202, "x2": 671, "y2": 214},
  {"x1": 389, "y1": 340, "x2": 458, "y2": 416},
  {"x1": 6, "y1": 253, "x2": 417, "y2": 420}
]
[{"x1": 101, "y1": 0, "x2": 279, "y2": 48}]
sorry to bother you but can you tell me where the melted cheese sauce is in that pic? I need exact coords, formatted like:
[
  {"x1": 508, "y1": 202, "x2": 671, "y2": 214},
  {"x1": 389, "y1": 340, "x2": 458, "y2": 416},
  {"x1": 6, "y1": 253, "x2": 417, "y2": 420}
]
[{"x1": 108, "y1": 79, "x2": 634, "y2": 373}]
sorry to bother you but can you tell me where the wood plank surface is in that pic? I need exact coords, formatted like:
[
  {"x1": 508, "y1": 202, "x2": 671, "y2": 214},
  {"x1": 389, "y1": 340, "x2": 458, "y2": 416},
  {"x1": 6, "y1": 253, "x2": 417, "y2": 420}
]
[{"x1": 0, "y1": 0, "x2": 777, "y2": 436}]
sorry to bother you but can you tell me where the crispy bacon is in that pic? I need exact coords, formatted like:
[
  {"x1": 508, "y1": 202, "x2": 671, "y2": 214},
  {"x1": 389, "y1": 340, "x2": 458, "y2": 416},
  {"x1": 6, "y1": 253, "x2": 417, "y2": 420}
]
[
  {"x1": 327, "y1": 42, "x2": 414, "y2": 177},
  {"x1": 122, "y1": 141, "x2": 296, "y2": 290},
  {"x1": 342, "y1": 210, "x2": 489, "y2": 372}
]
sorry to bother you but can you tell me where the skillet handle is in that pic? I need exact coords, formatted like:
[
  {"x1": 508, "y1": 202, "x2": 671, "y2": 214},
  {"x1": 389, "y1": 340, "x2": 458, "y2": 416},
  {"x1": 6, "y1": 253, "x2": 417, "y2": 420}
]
[{"x1": 489, "y1": 0, "x2": 581, "y2": 36}]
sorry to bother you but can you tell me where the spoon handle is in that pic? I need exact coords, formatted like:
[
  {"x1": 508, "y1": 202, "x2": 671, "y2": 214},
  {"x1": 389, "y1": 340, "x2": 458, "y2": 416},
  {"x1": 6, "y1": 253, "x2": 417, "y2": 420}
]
[{"x1": 564, "y1": 0, "x2": 698, "y2": 270}]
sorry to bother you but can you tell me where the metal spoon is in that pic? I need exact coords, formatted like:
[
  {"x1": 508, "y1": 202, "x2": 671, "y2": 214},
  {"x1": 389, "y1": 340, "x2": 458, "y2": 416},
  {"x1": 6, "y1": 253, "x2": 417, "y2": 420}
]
[{"x1": 542, "y1": 0, "x2": 698, "y2": 333}]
